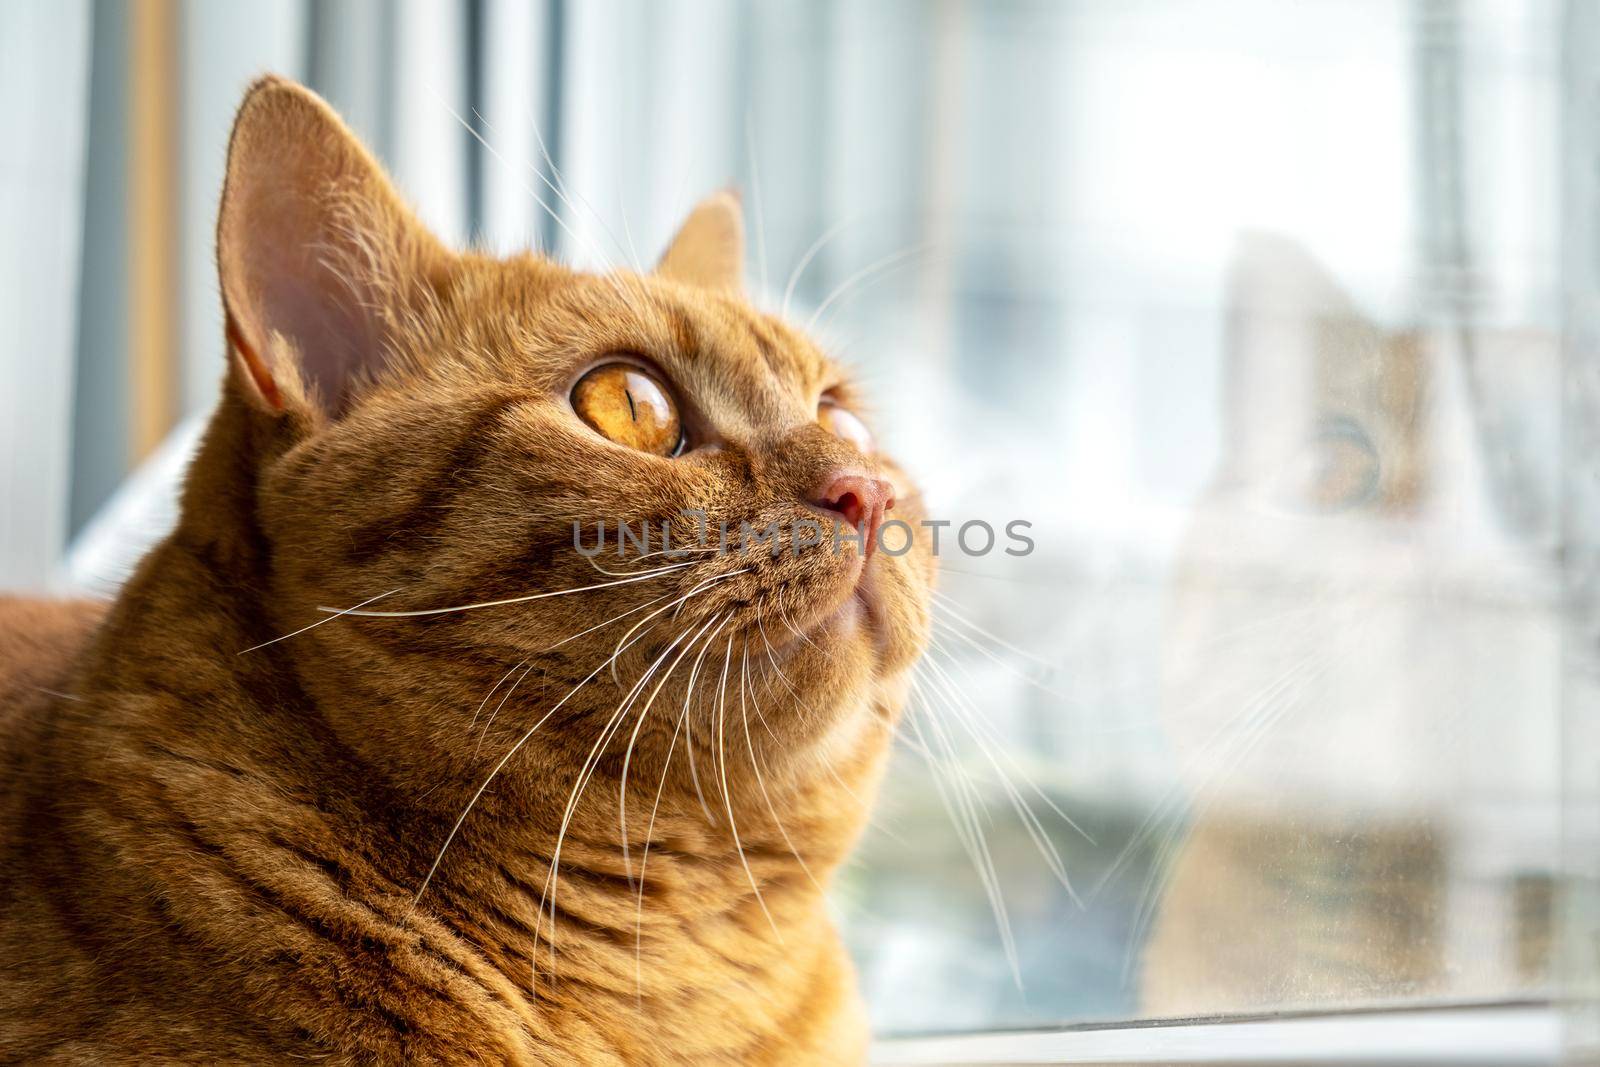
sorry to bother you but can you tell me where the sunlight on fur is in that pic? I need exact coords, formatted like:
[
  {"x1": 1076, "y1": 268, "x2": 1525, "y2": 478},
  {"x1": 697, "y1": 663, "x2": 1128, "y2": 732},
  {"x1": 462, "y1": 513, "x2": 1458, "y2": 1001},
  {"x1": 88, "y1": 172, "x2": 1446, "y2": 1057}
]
[{"x1": 0, "y1": 76, "x2": 966, "y2": 1064}]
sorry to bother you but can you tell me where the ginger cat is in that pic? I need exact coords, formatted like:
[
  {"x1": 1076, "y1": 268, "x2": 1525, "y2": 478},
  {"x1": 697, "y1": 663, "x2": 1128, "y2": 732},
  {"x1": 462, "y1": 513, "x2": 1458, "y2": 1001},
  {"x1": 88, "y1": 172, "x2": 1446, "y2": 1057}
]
[
  {"x1": 1144, "y1": 234, "x2": 1559, "y2": 1013},
  {"x1": 0, "y1": 77, "x2": 932, "y2": 1064}
]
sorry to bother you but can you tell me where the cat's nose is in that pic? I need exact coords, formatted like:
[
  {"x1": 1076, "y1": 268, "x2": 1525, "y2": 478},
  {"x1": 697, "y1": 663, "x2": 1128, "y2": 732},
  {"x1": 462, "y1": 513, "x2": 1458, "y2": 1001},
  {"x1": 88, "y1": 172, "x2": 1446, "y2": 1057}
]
[{"x1": 812, "y1": 471, "x2": 895, "y2": 560}]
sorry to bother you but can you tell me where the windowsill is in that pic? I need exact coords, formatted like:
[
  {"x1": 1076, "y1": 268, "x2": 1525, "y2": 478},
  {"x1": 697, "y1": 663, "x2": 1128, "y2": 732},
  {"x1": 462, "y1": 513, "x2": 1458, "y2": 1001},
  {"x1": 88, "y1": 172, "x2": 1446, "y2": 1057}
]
[{"x1": 871, "y1": 1001, "x2": 1560, "y2": 1066}]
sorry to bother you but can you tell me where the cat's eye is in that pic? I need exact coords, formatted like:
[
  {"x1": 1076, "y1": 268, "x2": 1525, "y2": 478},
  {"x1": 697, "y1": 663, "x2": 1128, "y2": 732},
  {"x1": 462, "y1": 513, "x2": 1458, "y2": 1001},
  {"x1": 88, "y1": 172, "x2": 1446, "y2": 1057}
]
[
  {"x1": 1281, "y1": 418, "x2": 1380, "y2": 511},
  {"x1": 819, "y1": 399, "x2": 873, "y2": 454},
  {"x1": 571, "y1": 363, "x2": 683, "y2": 457}
]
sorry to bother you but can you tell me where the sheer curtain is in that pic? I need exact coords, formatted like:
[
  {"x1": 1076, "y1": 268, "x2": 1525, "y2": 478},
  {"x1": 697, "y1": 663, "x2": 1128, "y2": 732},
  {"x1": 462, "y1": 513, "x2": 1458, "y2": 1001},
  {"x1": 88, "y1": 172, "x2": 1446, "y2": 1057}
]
[{"x1": 0, "y1": 1, "x2": 90, "y2": 588}]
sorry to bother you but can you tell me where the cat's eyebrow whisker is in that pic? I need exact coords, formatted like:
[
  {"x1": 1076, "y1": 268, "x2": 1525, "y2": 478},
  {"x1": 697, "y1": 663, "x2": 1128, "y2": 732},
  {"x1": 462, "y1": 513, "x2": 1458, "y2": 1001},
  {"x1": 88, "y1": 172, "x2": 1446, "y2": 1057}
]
[
  {"x1": 781, "y1": 219, "x2": 851, "y2": 321},
  {"x1": 744, "y1": 108, "x2": 771, "y2": 300},
  {"x1": 617, "y1": 187, "x2": 643, "y2": 274},
  {"x1": 236, "y1": 589, "x2": 400, "y2": 654},
  {"x1": 803, "y1": 243, "x2": 932, "y2": 336},
  {"x1": 445, "y1": 94, "x2": 637, "y2": 309},
  {"x1": 504, "y1": 103, "x2": 648, "y2": 291},
  {"x1": 716, "y1": 635, "x2": 781, "y2": 940},
  {"x1": 319, "y1": 563, "x2": 695, "y2": 619}
]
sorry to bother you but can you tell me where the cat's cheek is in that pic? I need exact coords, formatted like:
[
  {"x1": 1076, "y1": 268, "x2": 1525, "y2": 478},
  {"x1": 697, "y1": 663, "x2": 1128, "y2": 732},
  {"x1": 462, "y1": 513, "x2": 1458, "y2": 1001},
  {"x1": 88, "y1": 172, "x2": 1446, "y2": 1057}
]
[{"x1": 852, "y1": 554, "x2": 931, "y2": 677}]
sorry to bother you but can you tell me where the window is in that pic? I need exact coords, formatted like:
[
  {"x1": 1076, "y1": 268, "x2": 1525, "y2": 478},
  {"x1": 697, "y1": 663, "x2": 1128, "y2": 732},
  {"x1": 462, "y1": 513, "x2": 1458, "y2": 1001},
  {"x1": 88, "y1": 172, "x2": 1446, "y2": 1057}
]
[{"x1": 7, "y1": 0, "x2": 1593, "y2": 1062}]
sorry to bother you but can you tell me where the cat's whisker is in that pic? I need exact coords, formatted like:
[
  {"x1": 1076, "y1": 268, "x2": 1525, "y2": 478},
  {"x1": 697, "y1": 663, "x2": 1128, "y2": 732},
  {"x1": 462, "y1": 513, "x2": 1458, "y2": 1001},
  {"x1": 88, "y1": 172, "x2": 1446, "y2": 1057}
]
[
  {"x1": 918, "y1": 643, "x2": 1088, "y2": 906},
  {"x1": 474, "y1": 662, "x2": 538, "y2": 757},
  {"x1": 618, "y1": 612, "x2": 729, "y2": 883},
  {"x1": 669, "y1": 558, "x2": 754, "y2": 621},
  {"x1": 803, "y1": 243, "x2": 932, "y2": 336},
  {"x1": 543, "y1": 587, "x2": 682, "y2": 652},
  {"x1": 1117, "y1": 638, "x2": 1342, "y2": 982},
  {"x1": 468, "y1": 659, "x2": 529, "y2": 732},
  {"x1": 903, "y1": 686, "x2": 1022, "y2": 987},
  {"x1": 406, "y1": 593, "x2": 684, "y2": 918},
  {"x1": 536, "y1": 621, "x2": 702, "y2": 983},
  {"x1": 1182, "y1": 593, "x2": 1329, "y2": 653},
  {"x1": 741, "y1": 643, "x2": 825, "y2": 896},
  {"x1": 924, "y1": 633, "x2": 1094, "y2": 845},
  {"x1": 583, "y1": 544, "x2": 717, "y2": 578},
  {"x1": 919, "y1": 679, "x2": 1024, "y2": 950},
  {"x1": 632, "y1": 706, "x2": 687, "y2": 1006},
  {"x1": 755, "y1": 622, "x2": 873, "y2": 810},
  {"x1": 781, "y1": 218, "x2": 851, "y2": 321},
  {"x1": 716, "y1": 636, "x2": 781, "y2": 940},
  {"x1": 633, "y1": 613, "x2": 732, "y2": 1003},
  {"x1": 752, "y1": 617, "x2": 789, "y2": 703},
  {"x1": 772, "y1": 587, "x2": 822, "y2": 655},
  {"x1": 320, "y1": 563, "x2": 695, "y2": 619},
  {"x1": 675, "y1": 629, "x2": 722, "y2": 828},
  {"x1": 1089, "y1": 641, "x2": 1331, "y2": 901},
  {"x1": 236, "y1": 588, "x2": 399, "y2": 654},
  {"x1": 609, "y1": 568, "x2": 750, "y2": 686},
  {"x1": 930, "y1": 589, "x2": 1059, "y2": 672},
  {"x1": 930, "y1": 616, "x2": 1073, "y2": 703}
]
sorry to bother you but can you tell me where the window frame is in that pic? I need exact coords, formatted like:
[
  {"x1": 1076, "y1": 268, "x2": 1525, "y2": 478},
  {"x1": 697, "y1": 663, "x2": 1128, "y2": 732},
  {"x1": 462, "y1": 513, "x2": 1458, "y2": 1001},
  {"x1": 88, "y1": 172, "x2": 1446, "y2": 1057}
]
[{"x1": 870, "y1": 1002, "x2": 1559, "y2": 1066}]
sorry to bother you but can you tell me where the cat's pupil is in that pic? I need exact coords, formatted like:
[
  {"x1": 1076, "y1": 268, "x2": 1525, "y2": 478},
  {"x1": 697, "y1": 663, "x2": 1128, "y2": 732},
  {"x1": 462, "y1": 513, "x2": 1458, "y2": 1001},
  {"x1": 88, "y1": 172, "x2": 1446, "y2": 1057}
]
[{"x1": 571, "y1": 362, "x2": 681, "y2": 457}]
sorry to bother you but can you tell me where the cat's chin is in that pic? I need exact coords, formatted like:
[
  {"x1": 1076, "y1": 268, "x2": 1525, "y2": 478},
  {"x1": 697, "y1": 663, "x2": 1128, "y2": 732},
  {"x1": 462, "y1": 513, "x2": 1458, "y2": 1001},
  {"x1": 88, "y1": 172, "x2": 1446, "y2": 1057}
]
[{"x1": 766, "y1": 563, "x2": 895, "y2": 668}]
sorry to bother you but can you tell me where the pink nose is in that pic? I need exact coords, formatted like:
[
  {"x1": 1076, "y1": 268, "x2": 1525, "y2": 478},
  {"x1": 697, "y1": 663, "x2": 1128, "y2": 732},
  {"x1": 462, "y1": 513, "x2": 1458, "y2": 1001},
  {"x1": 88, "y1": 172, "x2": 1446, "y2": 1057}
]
[{"x1": 812, "y1": 471, "x2": 895, "y2": 559}]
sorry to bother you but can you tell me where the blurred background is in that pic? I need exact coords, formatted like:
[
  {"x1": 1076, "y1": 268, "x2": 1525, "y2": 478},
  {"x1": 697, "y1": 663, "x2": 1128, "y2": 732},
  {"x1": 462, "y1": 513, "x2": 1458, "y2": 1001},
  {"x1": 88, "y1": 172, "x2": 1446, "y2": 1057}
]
[{"x1": 2, "y1": 0, "x2": 1597, "y2": 1051}]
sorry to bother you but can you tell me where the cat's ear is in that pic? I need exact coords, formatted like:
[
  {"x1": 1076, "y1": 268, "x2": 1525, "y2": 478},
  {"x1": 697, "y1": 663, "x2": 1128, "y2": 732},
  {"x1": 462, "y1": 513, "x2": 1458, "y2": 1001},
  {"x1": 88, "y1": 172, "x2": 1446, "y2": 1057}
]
[
  {"x1": 1221, "y1": 231, "x2": 1389, "y2": 476},
  {"x1": 655, "y1": 190, "x2": 745, "y2": 293},
  {"x1": 216, "y1": 75, "x2": 450, "y2": 419},
  {"x1": 1228, "y1": 232, "x2": 1363, "y2": 323}
]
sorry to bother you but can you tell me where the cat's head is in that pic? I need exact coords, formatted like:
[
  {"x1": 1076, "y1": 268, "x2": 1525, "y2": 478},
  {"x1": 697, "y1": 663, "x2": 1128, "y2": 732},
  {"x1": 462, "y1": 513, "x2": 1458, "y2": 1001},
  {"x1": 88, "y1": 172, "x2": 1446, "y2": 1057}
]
[
  {"x1": 199, "y1": 77, "x2": 932, "y2": 811},
  {"x1": 1214, "y1": 232, "x2": 1426, "y2": 522}
]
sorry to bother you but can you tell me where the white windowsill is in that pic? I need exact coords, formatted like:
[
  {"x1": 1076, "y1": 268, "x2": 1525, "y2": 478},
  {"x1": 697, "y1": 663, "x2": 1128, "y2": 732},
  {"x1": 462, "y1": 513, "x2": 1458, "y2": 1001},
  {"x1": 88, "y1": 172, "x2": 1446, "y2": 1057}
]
[{"x1": 872, "y1": 1002, "x2": 1561, "y2": 1066}]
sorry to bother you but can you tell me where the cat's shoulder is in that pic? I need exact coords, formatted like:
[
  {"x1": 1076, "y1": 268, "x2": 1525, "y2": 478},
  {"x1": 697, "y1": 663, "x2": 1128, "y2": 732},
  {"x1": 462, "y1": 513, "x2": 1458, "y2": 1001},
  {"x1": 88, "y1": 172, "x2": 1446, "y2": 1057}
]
[{"x1": 0, "y1": 595, "x2": 106, "y2": 716}]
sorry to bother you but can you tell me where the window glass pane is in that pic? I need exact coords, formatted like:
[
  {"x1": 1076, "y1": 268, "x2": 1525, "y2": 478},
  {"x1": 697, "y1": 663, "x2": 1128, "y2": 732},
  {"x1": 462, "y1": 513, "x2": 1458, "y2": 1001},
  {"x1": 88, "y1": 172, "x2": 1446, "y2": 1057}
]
[
  {"x1": 710, "y1": 0, "x2": 1564, "y2": 1033},
  {"x1": 56, "y1": 0, "x2": 1581, "y2": 1043}
]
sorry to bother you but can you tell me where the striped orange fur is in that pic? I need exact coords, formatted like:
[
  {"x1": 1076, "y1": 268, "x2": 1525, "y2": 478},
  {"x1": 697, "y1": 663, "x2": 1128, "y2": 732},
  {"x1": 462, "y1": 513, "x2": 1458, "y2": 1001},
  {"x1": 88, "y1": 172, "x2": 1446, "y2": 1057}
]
[{"x1": 0, "y1": 77, "x2": 932, "y2": 1064}]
